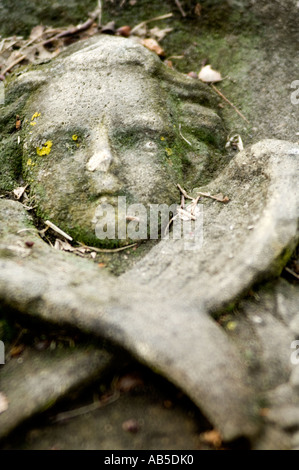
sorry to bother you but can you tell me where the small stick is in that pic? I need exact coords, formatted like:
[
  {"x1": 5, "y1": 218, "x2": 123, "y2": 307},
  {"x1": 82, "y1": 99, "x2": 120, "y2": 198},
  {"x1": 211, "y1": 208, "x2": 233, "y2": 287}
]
[
  {"x1": 45, "y1": 220, "x2": 73, "y2": 241},
  {"x1": 17, "y1": 228, "x2": 39, "y2": 235},
  {"x1": 43, "y1": 6, "x2": 102, "y2": 47},
  {"x1": 178, "y1": 124, "x2": 192, "y2": 146},
  {"x1": 166, "y1": 55, "x2": 184, "y2": 60},
  {"x1": 177, "y1": 183, "x2": 194, "y2": 200},
  {"x1": 211, "y1": 84, "x2": 250, "y2": 125},
  {"x1": 285, "y1": 267, "x2": 299, "y2": 280},
  {"x1": 163, "y1": 213, "x2": 178, "y2": 237},
  {"x1": 174, "y1": 0, "x2": 187, "y2": 17},
  {"x1": 52, "y1": 391, "x2": 120, "y2": 423},
  {"x1": 131, "y1": 13, "x2": 173, "y2": 34},
  {"x1": 196, "y1": 191, "x2": 230, "y2": 203},
  {"x1": 78, "y1": 242, "x2": 137, "y2": 253},
  {"x1": 1, "y1": 54, "x2": 27, "y2": 75}
]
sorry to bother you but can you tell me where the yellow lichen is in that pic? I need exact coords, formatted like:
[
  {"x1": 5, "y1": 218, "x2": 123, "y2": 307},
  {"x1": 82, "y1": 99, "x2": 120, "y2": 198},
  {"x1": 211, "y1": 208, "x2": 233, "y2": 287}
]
[
  {"x1": 36, "y1": 140, "x2": 53, "y2": 156},
  {"x1": 31, "y1": 112, "x2": 41, "y2": 121},
  {"x1": 226, "y1": 321, "x2": 237, "y2": 331}
]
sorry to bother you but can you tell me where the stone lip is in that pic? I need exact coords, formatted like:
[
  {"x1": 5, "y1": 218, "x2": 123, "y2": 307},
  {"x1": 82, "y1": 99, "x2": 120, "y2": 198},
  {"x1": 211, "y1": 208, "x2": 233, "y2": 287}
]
[{"x1": 0, "y1": 139, "x2": 298, "y2": 441}]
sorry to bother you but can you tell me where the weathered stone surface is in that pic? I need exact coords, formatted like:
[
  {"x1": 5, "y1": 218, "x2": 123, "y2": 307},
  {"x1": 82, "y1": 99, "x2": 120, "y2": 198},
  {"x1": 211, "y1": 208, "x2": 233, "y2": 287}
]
[
  {"x1": 0, "y1": 197, "x2": 259, "y2": 442},
  {"x1": 0, "y1": 347, "x2": 112, "y2": 439},
  {"x1": 125, "y1": 139, "x2": 299, "y2": 312},
  {"x1": 226, "y1": 282, "x2": 299, "y2": 449},
  {"x1": 0, "y1": 137, "x2": 298, "y2": 442},
  {"x1": 0, "y1": 31, "x2": 298, "y2": 446},
  {"x1": 8, "y1": 35, "x2": 225, "y2": 246}
]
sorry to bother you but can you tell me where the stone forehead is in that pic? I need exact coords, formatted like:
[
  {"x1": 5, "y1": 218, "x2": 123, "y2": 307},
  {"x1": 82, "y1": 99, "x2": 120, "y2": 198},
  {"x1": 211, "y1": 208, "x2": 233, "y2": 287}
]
[{"x1": 51, "y1": 36, "x2": 161, "y2": 75}]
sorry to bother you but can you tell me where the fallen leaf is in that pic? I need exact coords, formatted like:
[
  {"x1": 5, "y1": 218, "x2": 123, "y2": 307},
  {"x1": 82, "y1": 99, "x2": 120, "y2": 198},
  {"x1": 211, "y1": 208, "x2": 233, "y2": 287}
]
[
  {"x1": 194, "y1": 3, "x2": 202, "y2": 16},
  {"x1": 141, "y1": 38, "x2": 164, "y2": 56},
  {"x1": 198, "y1": 65, "x2": 222, "y2": 83},
  {"x1": 200, "y1": 429, "x2": 222, "y2": 448},
  {"x1": 148, "y1": 26, "x2": 173, "y2": 42},
  {"x1": 15, "y1": 114, "x2": 21, "y2": 130},
  {"x1": 116, "y1": 25, "x2": 131, "y2": 37},
  {"x1": 9, "y1": 344, "x2": 25, "y2": 357},
  {"x1": 13, "y1": 185, "x2": 28, "y2": 200},
  {"x1": 116, "y1": 372, "x2": 145, "y2": 392},
  {"x1": 0, "y1": 392, "x2": 9, "y2": 415},
  {"x1": 29, "y1": 25, "x2": 45, "y2": 41},
  {"x1": 225, "y1": 134, "x2": 244, "y2": 151},
  {"x1": 259, "y1": 408, "x2": 270, "y2": 417},
  {"x1": 187, "y1": 71, "x2": 198, "y2": 79}
]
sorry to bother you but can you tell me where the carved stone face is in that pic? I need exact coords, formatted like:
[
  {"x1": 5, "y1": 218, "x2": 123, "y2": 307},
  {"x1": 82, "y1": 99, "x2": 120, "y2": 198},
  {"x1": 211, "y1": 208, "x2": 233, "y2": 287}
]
[{"x1": 20, "y1": 36, "x2": 225, "y2": 244}]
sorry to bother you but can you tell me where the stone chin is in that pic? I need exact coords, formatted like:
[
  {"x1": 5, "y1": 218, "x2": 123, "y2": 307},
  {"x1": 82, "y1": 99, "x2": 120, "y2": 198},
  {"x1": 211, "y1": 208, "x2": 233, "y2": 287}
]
[{"x1": 17, "y1": 35, "x2": 226, "y2": 246}]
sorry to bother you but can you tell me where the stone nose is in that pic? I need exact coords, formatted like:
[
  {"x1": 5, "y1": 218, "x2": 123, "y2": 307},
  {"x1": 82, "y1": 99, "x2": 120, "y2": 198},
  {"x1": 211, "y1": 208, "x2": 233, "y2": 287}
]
[
  {"x1": 86, "y1": 146, "x2": 113, "y2": 172},
  {"x1": 86, "y1": 126, "x2": 113, "y2": 173}
]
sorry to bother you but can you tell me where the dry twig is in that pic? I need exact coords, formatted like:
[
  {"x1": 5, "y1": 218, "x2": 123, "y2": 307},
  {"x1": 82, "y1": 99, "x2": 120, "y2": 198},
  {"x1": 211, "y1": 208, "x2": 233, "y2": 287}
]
[
  {"x1": 77, "y1": 241, "x2": 137, "y2": 253},
  {"x1": 52, "y1": 390, "x2": 120, "y2": 423},
  {"x1": 211, "y1": 84, "x2": 250, "y2": 124},
  {"x1": 131, "y1": 13, "x2": 173, "y2": 35},
  {"x1": 174, "y1": 0, "x2": 187, "y2": 17}
]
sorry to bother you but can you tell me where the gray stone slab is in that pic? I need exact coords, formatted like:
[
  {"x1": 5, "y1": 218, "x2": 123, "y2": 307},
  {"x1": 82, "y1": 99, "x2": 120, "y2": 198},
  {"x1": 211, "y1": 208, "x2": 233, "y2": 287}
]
[
  {"x1": 0, "y1": 35, "x2": 298, "y2": 443},
  {"x1": 0, "y1": 347, "x2": 112, "y2": 439}
]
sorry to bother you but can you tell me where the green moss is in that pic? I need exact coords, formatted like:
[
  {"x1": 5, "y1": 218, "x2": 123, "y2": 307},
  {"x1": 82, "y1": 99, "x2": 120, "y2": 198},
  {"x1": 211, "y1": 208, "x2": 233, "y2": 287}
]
[
  {"x1": 0, "y1": 0, "x2": 98, "y2": 37},
  {"x1": 0, "y1": 310, "x2": 16, "y2": 344},
  {"x1": 0, "y1": 135, "x2": 23, "y2": 191}
]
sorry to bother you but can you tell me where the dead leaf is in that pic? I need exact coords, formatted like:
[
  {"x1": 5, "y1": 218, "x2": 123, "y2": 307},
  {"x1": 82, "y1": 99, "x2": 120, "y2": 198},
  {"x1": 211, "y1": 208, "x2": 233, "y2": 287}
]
[
  {"x1": 187, "y1": 71, "x2": 198, "y2": 79},
  {"x1": 225, "y1": 134, "x2": 244, "y2": 152},
  {"x1": 198, "y1": 65, "x2": 222, "y2": 83},
  {"x1": 200, "y1": 429, "x2": 222, "y2": 448},
  {"x1": 15, "y1": 115, "x2": 21, "y2": 130},
  {"x1": 116, "y1": 25, "x2": 131, "y2": 37},
  {"x1": 148, "y1": 26, "x2": 173, "y2": 42},
  {"x1": 116, "y1": 372, "x2": 145, "y2": 392},
  {"x1": 141, "y1": 38, "x2": 164, "y2": 56},
  {"x1": 9, "y1": 344, "x2": 25, "y2": 357},
  {"x1": 0, "y1": 392, "x2": 9, "y2": 415},
  {"x1": 194, "y1": 3, "x2": 202, "y2": 16},
  {"x1": 13, "y1": 185, "x2": 28, "y2": 200},
  {"x1": 29, "y1": 25, "x2": 45, "y2": 41},
  {"x1": 54, "y1": 239, "x2": 74, "y2": 251}
]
